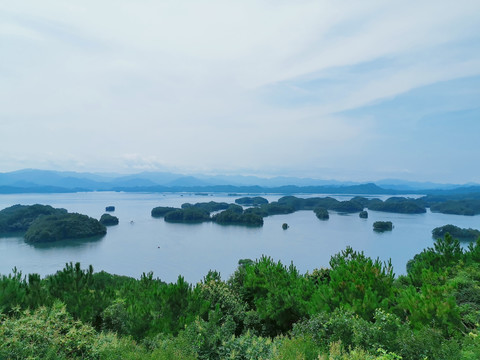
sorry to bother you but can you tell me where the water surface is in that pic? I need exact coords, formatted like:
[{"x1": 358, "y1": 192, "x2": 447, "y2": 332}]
[{"x1": 0, "y1": 192, "x2": 478, "y2": 283}]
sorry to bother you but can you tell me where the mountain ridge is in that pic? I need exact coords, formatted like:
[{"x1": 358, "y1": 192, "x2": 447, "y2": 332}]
[{"x1": 0, "y1": 169, "x2": 478, "y2": 195}]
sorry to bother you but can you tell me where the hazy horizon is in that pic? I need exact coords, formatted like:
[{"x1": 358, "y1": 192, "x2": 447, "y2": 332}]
[{"x1": 1, "y1": 1, "x2": 479, "y2": 183}]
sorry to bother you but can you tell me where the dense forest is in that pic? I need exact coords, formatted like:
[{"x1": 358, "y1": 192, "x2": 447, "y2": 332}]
[{"x1": 2, "y1": 234, "x2": 480, "y2": 359}]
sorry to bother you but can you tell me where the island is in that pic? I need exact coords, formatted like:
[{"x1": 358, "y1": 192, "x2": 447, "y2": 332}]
[
  {"x1": 105, "y1": 206, "x2": 115, "y2": 212},
  {"x1": 212, "y1": 209, "x2": 263, "y2": 226},
  {"x1": 366, "y1": 197, "x2": 426, "y2": 214},
  {"x1": 151, "y1": 201, "x2": 266, "y2": 226},
  {"x1": 282, "y1": 223, "x2": 289, "y2": 230},
  {"x1": 373, "y1": 221, "x2": 393, "y2": 232},
  {"x1": 432, "y1": 224, "x2": 480, "y2": 240},
  {"x1": 99, "y1": 213, "x2": 119, "y2": 226},
  {"x1": 0, "y1": 204, "x2": 67, "y2": 233},
  {"x1": 151, "y1": 206, "x2": 179, "y2": 218},
  {"x1": 24, "y1": 213, "x2": 106, "y2": 243},
  {"x1": 314, "y1": 207, "x2": 329, "y2": 220},
  {"x1": 429, "y1": 200, "x2": 480, "y2": 216},
  {"x1": 164, "y1": 208, "x2": 210, "y2": 223},
  {"x1": 359, "y1": 210, "x2": 368, "y2": 218}
]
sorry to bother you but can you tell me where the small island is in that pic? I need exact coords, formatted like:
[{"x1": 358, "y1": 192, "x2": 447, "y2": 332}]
[
  {"x1": 373, "y1": 221, "x2": 393, "y2": 232},
  {"x1": 99, "y1": 213, "x2": 119, "y2": 226},
  {"x1": 314, "y1": 207, "x2": 329, "y2": 220},
  {"x1": 282, "y1": 223, "x2": 289, "y2": 230},
  {"x1": 432, "y1": 224, "x2": 480, "y2": 240},
  {"x1": 24, "y1": 213, "x2": 106, "y2": 243},
  {"x1": 105, "y1": 206, "x2": 115, "y2": 212},
  {"x1": 359, "y1": 210, "x2": 368, "y2": 218}
]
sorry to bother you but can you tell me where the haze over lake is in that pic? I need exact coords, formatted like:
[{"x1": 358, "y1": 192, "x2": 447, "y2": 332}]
[{"x1": 1, "y1": 191, "x2": 478, "y2": 283}]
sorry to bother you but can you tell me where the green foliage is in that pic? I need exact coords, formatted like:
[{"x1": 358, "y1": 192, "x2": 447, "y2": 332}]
[
  {"x1": 0, "y1": 204, "x2": 67, "y2": 233},
  {"x1": 432, "y1": 224, "x2": 480, "y2": 240},
  {"x1": 396, "y1": 279, "x2": 461, "y2": 335},
  {"x1": 25, "y1": 213, "x2": 106, "y2": 243},
  {"x1": 233, "y1": 256, "x2": 313, "y2": 336},
  {"x1": 99, "y1": 213, "x2": 119, "y2": 226},
  {"x1": 45, "y1": 263, "x2": 113, "y2": 326},
  {"x1": 406, "y1": 234, "x2": 463, "y2": 283},
  {"x1": 312, "y1": 247, "x2": 395, "y2": 320},
  {"x1": 430, "y1": 199, "x2": 480, "y2": 216},
  {"x1": 213, "y1": 209, "x2": 264, "y2": 226},
  {"x1": 270, "y1": 335, "x2": 320, "y2": 360},
  {"x1": 330, "y1": 200, "x2": 364, "y2": 213},
  {"x1": 164, "y1": 208, "x2": 210, "y2": 223},
  {"x1": 314, "y1": 207, "x2": 329, "y2": 220},
  {"x1": 368, "y1": 198, "x2": 426, "y2": 214},
  {"x1": 0, "y1": 302, "x2": 100, "y2": 359},
  {"x1": 373, "y1": 221, "x2": 393, "y2": 232},
  {"x1": 2, "y1": 237, "x2": 480, "y2": 359},
  {"x1": 260, "y1": 202, "x2": 296, "y2": 215},
  {"x1": 151, "y1": 206, "x2": 178, "y2": 218},
  {"x1": 220, "y1": 331, "x2": 273, "y2": 360},
  {"x1": 0, "y1": 268, "x2": 27, "y2": 315}
]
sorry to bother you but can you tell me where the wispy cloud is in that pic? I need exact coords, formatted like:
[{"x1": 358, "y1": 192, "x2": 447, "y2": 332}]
[{"x1": 0, "y1": 1, "x2": 479, "y2": 181}]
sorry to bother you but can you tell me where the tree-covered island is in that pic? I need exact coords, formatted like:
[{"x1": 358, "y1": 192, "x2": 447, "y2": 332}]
[
  {"x1": 0, "y1": 204, "x2": 107, "y2": 243},
  {"x1": 99, "y1": 213, "x2": 119, "y2": 226},
  {"x1": 314, "y1": 207, "x2": 329, "y2": 220},
  {"x1": 359, "y1": 210, "x2": 368, "y2": 218},
  {"x1": 24, "y1": 213, "x2": 106, "y2": 243},
  {"x1": 432, "y1": 224, "x2": 480, "y2": 240},
  {"x1": 373, "y1": 221, "x2": 393, "y2": 232},
  {"x1": 0, "y1": 204, "x2": 67, "y2": 233}
]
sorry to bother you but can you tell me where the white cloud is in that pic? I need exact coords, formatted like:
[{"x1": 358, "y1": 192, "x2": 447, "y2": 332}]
[{"x1": 0, "y1": 0, "x2": 479, "y2": 180}]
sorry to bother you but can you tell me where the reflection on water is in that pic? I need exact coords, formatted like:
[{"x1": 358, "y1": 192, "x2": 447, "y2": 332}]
[
  {"x1": 0, "y1": 192, "x2": 478, "y2": 283},
  {"x1": 29, "y1": 234, "x2": 106, "y2": 250}
]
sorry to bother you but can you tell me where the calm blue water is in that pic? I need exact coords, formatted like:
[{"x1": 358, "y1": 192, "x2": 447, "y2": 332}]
[{"x1": 0, "y1": 192, "x2": 478, "y2": 283}]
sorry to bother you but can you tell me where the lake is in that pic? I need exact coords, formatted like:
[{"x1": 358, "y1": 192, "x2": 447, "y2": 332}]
[{"x1": 0, "y1": 192, "x2": 478, "y2": 283}]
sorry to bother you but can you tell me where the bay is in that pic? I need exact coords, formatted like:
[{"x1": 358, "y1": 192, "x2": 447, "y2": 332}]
[{"x1": 0, "y1": 192, "x2": 478, "y2": 283}]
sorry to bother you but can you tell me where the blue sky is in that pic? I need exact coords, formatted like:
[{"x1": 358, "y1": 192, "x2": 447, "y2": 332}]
[{"x1": 0, "y1": 1, "x2": 479, "y2": 182}]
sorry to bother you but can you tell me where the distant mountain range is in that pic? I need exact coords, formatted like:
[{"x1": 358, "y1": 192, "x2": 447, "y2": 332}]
[{"x1": 0, "y1": 169, "x2": 478, "y2": 195}]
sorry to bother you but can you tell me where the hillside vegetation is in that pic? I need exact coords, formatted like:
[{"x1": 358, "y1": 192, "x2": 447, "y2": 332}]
[{"x1": 1, "y1": 234, "x2": 480, "y2": 359}]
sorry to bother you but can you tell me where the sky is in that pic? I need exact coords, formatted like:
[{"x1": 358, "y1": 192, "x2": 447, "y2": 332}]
[{"x1": 1, "y1": 0, "x2": 479, "y2": 183}]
